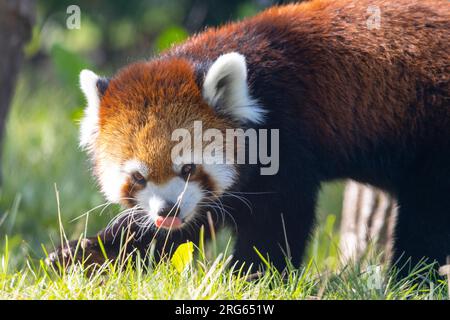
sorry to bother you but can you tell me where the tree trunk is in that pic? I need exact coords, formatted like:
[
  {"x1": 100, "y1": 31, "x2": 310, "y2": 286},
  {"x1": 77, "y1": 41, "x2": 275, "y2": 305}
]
[
  {"x1": 339, "y1": 180, "x2": 397, "y2": 264},
  {"x1": 0, "y1": 0, "x2": 35, "y2": 181}
]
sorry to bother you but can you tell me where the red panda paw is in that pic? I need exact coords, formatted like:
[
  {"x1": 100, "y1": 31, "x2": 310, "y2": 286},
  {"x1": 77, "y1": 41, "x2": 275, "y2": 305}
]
[{"x1": 45, "y1": 238, "x2": 108, "y2": 271}]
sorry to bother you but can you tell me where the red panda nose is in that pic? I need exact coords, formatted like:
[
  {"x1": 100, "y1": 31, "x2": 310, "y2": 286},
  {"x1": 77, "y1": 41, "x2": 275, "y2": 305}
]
[{"x1": 157, "y1": 202, "x2": 177, "y2": 217}]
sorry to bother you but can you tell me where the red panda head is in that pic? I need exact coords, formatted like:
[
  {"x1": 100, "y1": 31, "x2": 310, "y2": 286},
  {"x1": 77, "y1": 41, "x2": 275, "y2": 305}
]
[{"x1": 78, "y1": 53, "x2": 265, "y2": 231}]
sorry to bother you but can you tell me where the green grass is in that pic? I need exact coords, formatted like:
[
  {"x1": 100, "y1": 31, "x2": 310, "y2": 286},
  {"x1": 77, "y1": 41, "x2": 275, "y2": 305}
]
[
  {"x1": 1, "y1": 233, "x2": 448, "y2": 300},
  {"x1": 0, "y1": 70, "x2": 448, "y2": 300},
  {"x1": 0, "y1": 68, "x2": 114, "y2": 262}
]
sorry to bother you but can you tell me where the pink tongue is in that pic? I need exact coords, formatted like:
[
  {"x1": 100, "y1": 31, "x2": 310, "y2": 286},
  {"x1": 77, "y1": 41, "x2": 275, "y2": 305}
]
[{"x1": 155, "y1": 216, "x2": 182, "y2": 228}]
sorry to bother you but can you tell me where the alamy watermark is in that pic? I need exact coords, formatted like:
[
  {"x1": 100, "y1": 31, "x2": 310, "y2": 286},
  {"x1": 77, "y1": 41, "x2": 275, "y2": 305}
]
[
  {"x1": 66, "y1": 5, "x2": 81, "y2": 30},
  {"x1": 366, "y1": 5, "x2": 381, "y2": 30},
  {"x1": 171, "y1": 121, "x2": 280, "y2": 175},
  {"x1": 366, "y1": 265, "x2": 383, "y2": 291}
]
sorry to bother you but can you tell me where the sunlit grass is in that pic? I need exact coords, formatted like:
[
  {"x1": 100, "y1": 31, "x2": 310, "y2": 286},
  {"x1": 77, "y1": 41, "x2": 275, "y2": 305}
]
[
  {"x1": 0, "y1": 69, "x2": 114, "y2": 261},
  {"x1": 1, "y1": 233, "x2": 448, "y2": 300}
]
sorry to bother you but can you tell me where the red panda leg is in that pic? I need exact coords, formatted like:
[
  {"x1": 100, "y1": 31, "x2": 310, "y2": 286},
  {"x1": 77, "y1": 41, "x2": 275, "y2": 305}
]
[
  {"x1": 46, "y1": 215, "x2": 210, "y2": 269},
  {"x1": 394, "y1": 183, "x2": 450, "y2": 278},
  {"x1": 231, "y1": 183, "x2": 318, "y2": 272}
]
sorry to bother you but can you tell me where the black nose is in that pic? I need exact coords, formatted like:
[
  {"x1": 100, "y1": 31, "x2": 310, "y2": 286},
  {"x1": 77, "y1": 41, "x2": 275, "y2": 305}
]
[{"x1": 158, "y1": 202, "x2": 177, "y2": 217}]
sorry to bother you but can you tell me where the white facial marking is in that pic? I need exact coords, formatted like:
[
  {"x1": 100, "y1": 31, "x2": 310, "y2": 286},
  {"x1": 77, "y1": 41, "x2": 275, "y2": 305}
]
[
  {"x1": 202, "y1": 52, "x2": 266, "y2": 124},
  {"x1": 97, "y1": 160, "x2": 126, "y2": 203},
  {"x1": 202, "y1": 163, "x2": 236, "y2": 192},
  {"x1": 123, "y1": 159, "x2": 150, "y2": 177},
  {"x1": 98, "y1": 159, "x2": 149, "y2": 203},
  {"x1": 79, "y1": 69, "x2": 100, "y2": 151},
  {"x1": 171, "y1": 122, "x2": 237, "y2": 195},
  {"x1": 135, "y1": 178, "x2": 203, "y2": 222},
  {"x1": 172, "y1": 151, "x2": 237, "y2": 195},
  {"x1": 99, "y1": 158, "x2": 208, "y2": 224},
  {"x1": 148, "y1": 196, "x2": 165, "y2": 214}
]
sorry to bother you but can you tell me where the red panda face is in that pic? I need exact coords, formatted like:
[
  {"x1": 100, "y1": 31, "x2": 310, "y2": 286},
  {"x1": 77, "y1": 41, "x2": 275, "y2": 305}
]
[{"x1": 78, "y1": 53, "x2": 265, "y2": 231}]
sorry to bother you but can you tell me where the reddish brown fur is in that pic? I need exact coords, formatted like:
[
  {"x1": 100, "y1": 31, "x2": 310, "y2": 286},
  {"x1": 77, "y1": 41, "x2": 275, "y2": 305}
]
[
  {"x1": 120, "y1": 179, "x2": 146, "y2": 207},
  {"x1": 169, "y1": 0, "x2": 449, "y2": 167},
  {"x1": 97, "y1": 0, "x2": 449, "y2": 199},
  {"x1": 50, "y1": 0, "x2": 450, "y2": 273},
  {"x1": 96, "y1": 59, "x2": 232, "y2": 197}
]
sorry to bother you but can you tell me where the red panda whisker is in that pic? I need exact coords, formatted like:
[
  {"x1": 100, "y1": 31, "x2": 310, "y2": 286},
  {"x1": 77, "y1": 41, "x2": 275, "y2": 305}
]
[
  {"x1": 207, "y1": 196, "x2": 228, "y2": 224},
  {"x1": 70, "y1": 201, "x2": 114, "y2": 222},
  {"x1": 200, "y1": 193, "x2": 233, "y2": 218},
  {"x1": 197, "y1": 198, "x2": 238, "y2": 232},
  {"x1": 105, "y1": 205, "x2": 140, "y2": 237},
  {"x1": 222, "y1": 191, "x2": 276, "y2": 195},
  {"x1": 105, "y1": 209, "x2": 131, "y2": 232},
  {"x1": 199, "y1": 197, "x2": 234, "y2": 210},
  {"x1": 220, "y1": 192, "x2": 253, "y2": 215},
  {"x1": 110, "y1": 207, "x2": 144, "y2": 242},
  {"x1": 203, "y1": 192, "x2": 243, "y2": 220},
  {"x1": 197, "y1": 204, "x2": 225, "y2": 225},
  {"x1": 135, "y1": 215, "x2": 152, "y2": 241}
]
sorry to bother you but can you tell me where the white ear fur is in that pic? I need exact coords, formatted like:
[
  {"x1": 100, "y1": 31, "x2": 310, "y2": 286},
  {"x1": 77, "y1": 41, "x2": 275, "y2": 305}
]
[
  {"x1": 79, "y1": 69, "x2": 100, "y2": 150},
  {"x1": 202, "y1": 52, "x2": 265, "y2": 124}
]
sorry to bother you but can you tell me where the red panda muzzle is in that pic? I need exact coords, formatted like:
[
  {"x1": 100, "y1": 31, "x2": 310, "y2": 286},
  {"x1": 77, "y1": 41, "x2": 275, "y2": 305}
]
[{"x1": 155, "y1": 216, "x2": 183, "y2": 229}]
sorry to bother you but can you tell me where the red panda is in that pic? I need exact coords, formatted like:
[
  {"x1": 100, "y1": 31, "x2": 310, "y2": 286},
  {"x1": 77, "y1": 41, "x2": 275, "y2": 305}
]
[{"x1": 47, "y1": 0, "x2": 449, "y2": 273}]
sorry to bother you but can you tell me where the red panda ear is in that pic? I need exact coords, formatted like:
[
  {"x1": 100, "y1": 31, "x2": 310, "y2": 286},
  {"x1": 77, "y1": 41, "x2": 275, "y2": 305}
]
[
  {"x1": 79, "y1": 69, "x2": 109, "y2": 150},
  {"x1": 96, "y1": 77, "x2": 110, "y2": 96},
  {"x1": 202, "y1": 52, "x2": 265, "y2": 124}
]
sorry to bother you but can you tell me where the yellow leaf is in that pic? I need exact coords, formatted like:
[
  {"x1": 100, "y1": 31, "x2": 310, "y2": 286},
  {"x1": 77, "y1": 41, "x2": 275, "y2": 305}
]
[{"x1": 171, "y1": 242, "x2": 194, "y2": 273}]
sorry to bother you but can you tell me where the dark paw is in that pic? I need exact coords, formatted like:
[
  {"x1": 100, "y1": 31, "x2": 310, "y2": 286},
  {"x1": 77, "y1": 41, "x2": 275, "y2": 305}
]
[{"x1": 45, "y1": 238, "x2": 107, "y2": 270}]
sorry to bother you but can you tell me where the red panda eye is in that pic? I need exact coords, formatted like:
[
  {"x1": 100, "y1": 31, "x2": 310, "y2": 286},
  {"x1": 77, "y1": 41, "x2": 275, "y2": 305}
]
[
  {"x1": 131, "y1": 172, "x2": 146, "y2": 185},
  {"x1": 181, "y1": 164, "x2": 196, "y2": 179}
]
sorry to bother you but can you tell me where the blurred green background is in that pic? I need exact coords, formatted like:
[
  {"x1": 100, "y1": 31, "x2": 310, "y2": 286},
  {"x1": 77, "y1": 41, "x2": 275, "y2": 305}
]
[{"x1": 0, "y1": 0, "x2": 344, "y2": 266}]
